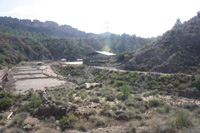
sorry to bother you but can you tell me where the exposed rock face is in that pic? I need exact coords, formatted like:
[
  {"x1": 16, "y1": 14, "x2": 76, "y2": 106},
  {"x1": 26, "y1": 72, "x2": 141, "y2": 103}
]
[{"x1": 120, "y1": 14, "x2": 200, "y2": 74}]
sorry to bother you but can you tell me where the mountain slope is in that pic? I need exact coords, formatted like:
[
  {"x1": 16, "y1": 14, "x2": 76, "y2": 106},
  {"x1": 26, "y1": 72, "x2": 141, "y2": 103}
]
[
  {"x1": 0, "y1": 32, "x2": 103, "y2": 64},
  {"x1": 0, "y1": 16, "x2": 96, "y2": 38},
  {"x1": 120, "y1": 13, "x2": 200, "y2": 74}
]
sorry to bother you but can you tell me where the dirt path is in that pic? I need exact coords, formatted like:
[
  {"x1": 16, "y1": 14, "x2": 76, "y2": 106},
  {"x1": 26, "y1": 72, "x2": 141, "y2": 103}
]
[{"x1": 92, "y1": 66, "x2": 192, "y2": 76}]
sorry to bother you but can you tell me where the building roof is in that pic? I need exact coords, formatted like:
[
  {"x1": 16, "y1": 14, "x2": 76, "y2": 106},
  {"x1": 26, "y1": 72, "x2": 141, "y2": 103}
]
[{"x1": 87, "y1": 51, "x2": 116, "y2": 56}]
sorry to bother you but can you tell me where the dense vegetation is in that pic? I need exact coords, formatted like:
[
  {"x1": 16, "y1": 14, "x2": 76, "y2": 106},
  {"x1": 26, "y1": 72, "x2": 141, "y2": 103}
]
[{"x1": 99, "y1": 34, "x2": 154, "y2": 54}]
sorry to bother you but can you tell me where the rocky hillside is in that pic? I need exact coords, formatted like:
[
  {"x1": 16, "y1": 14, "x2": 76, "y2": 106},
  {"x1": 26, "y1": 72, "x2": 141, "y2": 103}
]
[
  {"x1": 0, "y1": 16, "x2": 96, "y2": 38},
  {"x1": 120, "y1": 13, "x2": 200, "y2": 74}
]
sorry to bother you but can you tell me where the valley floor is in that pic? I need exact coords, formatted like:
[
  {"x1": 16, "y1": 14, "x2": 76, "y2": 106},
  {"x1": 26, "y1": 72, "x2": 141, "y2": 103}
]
[{"x1": 0, "y1": 61, "x2": 200, "y2": 133}]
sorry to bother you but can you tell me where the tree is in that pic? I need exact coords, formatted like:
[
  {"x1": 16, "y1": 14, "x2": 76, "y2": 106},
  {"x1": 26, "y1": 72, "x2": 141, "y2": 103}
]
[
  {"x1": 17, "y1": 54, "x2": 23, "y2": 63},
  {"x1": 173, "y1": 18, "x2": 182, "y2": 30}
]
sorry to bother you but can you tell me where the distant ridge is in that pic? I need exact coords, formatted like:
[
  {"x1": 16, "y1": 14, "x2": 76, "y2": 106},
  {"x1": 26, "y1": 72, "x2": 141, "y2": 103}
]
[{"x1": 0, "y1": 16, "x2": 96, "y2": 38}]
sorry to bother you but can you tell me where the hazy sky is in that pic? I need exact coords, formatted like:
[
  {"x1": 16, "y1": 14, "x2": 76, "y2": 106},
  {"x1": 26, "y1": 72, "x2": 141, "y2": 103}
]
[{"x1": 0, "y1": 0, "x2": 199, "y2": 37}]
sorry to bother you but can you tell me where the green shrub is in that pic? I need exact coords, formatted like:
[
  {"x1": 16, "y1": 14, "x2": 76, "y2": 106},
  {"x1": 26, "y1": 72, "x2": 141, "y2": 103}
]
[
  {"x1": 117, "y1": 52, "x2": 130, "y2": 61},
  {"x1": 194, "y1": 74, "x2": 200, "y2": 91},
  {"x1": 115, "y1": 111, "x2": 134, "y2": 120},
  {"x1": 115, "y1": 80, "x2": 125, "y2": 86},
  {"x1": 60, "y1": 116, "x2": 68, "y2": 128},
  {"x1": 181, "y1": 103, "x2": 199, "y2": 111},
  {"x1": 0, "y1": 91, "x2": 14, "y2": 111},
  {"x1": 118, "y1": 85, "x2": 130, "y2": 101},
  {"x1": 0, "y1": 54, "x2": 4, "y2": 64},
  {"x1": 23, "y1": 93, "x2": 42, "y2": 112},
  {"x1": 9, "y1": 112, "x2": 28, "y2": 128},
  {"x1": 88, "y1": 109, "x2": 97, "y2": 115},
  {"x1": 94, "y1": 118, "x2": 106, "y2": 127},
  {"x1": 68, "y1": 114, "x2": 78, "y2": 125},
  {"x1": 90, "y1": 97, "x2": 100, "y2": 103},
  {"x1": 149, "y1": 99, "x2": 163, "y2": 108},
  {"x1": 77, "y1": 123, "x2": 87, "y2": 132},
  {"x1": 171, "y1": 111, "x2": 193, "y2": 129},
  {"x1": 17, "y1": 54, "x2": 23, "y2": 63},
  {"x1": 30, "y1": 94, "x2": 42, "y2": 108},
  {"x1": 105, "y1": 93, "x2": 116, "y2": 101}
]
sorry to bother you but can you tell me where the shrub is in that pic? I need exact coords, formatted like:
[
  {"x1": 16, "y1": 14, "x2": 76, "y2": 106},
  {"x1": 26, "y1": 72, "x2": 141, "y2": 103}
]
[
  {"x1": 68, "y1": 114, "x2": 78, "y2": 125},
  {"x1": 105, "y1": 93, "x2": 116, "y2": 101},
  {"x1": 148, "y1": 99, "x2": 163, "y2": 108},
  {"x1": 171, "y1": 111, "x2": 193, "y2": 129},
  {"x1": 9, "y1": 112, "x2": 28, "y2": 128},
  {"x1": 182, "y1": 103, "x2": 199, "y2": 111},
  {"x1": 115, "y1": 80, "x2": 125, "y2": 86},
  {"x1": 30, "y1": 94, "x2": 42, "y2": 108},
  {"x1": 117, "y1": 52, "x2": 130, "y2": 61},
  {"x1": 0, "y1": 54, "x2": 4, "y2": 64},
  {"x1": 94, "y1": 118, "x2": 106, "y2": 127},
  {"x1": 118, "y1": 85, "x2": 130, "y2": 101},
  {"x1": 115, "y1": 111, "x2": 134, "y2": 120},
  {"x1": 77, "y1": 123, "x2": 87, "y2": 132},
  {"x1": 163, "y1": 104, "x2": 171, "y2": 113},
  {"x1": 0, "y1": 91, "x2": 14, "y2": 111},
  {"x1": 90, "y1": 97, "x2": 100, "y2": 103},
  {"x1": 60, "y1": 116, "x2": 68, "y2": 128},
  {"x1": 17, "y1": 54, "x2": 23, "y2": 63},
  {"x1": 23, "y1": 93, "x2": 42, "y2": 112},
  {"x1": 88, "y1": 109, "x2": 97, "y2": 115},
  {"x1": 194, "y1": 74, "x2": 200, "y2": 91}
]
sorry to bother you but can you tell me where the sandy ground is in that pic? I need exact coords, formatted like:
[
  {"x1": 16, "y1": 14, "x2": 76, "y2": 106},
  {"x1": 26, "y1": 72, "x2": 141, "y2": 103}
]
[{"x1": 14, "y1": 78, "x2": 66, "y2": 93}]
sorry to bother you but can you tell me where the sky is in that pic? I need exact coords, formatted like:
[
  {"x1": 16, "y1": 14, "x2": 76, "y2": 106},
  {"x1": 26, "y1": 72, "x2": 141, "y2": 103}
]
[{"x1": 0, "y1": 0, "x2": 200, "y2": 38}]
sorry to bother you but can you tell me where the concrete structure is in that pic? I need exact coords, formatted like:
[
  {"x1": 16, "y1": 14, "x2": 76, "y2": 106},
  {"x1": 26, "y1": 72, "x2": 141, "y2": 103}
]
[{"x1": 83, "y1": 51, "x2": 116, "y2": 66}]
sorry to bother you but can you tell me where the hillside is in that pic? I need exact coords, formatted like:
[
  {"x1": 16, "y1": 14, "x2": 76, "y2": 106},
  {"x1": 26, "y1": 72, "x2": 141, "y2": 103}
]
[
  {"x1": 0, "y1": 16, "x2": 96, "y2": 38},
  {"x1": 120, "y1": 13, "x2": 200, "y2": 74},
  {"x1": 0, "y1": 16, "x2": 153, "y2": 65},
  {"x1": 0, "y1": 32, "x2": 103, "y2": 65}
]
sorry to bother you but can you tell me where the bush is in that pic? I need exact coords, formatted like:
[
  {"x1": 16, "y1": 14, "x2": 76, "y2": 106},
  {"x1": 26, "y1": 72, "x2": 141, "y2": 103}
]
[
  {"x1": 117, "y1": 52, "x2": 130, "y2": 61},
  {"x1": 115, "y1": 80, "x2": 125, "y2": 86},
  {"x1": 94, "y1": 118, "x2": 106, "y2": 127},
  {"x1": 90, "y1": 97, "x2": 100, "y2": 103},
  {"x1": 118, "y1": 85, "x2": 130, "y2": 101},
  {"x1": 0, "y1": 91, "x2": 14, "y2": 111},
  {"x1": 171, "y1": 111, "x2": 193, "y2": 129},
  {"x1": 182, "y1": 103, "x2": 199, "y2": 111},
  {"x1": 115, "y1": 111, "x2": 134, "y2": 120},
  {"x1": 77, "y1": 123, "x2": 87, "y2": 132},
  {"x1": 105, "y1": 94, "x2": 116, "y2": 101},
  {"x1": 17, "y1": 54, "x2": 23, "y2": 63},
  {"x1": 149, "y1": 99, "x2": 163, "y2": 108},
  {"x1": 60, "y1": 114, "x2": 78, "y2": 129},
  {"x1": 0, "y1": 54, "x2": 4, "y2": 64},
  {"x1": 9, "y1": 112, "x2": 28, "y2": 128},
  {"x1": 194, "y1": 74, "x2": 200, "y2": 91},
  {"x1": 23, "y1": 93, "x2": 42, "y2": 112},
  {"x1": 60, "y1": 116, "x2": 68, "y2": 128}
]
